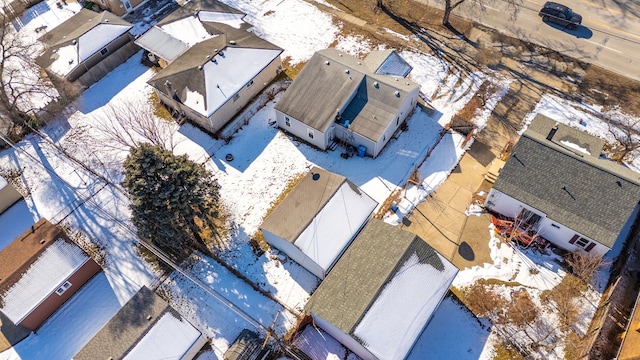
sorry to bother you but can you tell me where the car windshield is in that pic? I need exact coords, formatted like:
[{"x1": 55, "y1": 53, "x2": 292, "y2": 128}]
[{"x1": 566, "y1": 8, "x2": 573, "y2": 18}]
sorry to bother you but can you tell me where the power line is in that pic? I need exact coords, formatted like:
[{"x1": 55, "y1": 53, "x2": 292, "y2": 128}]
[{"x1": 0, "y1": 131, "x2": 297, "y2": 350}]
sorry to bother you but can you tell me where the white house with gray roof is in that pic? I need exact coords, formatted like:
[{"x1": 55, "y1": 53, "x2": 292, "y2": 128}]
[
  {"x1": 305, "y1": 219, "x2": 458, "y2": 360},
  {"x1": 260, "y1": 167, "x2": 377, "y2": 279},
  {"x1": 274, "y1": 48, "x2": 420, "y2": 158},
  {"x1": 485, "y1": 114, "x2": 640, "y2": 255}
]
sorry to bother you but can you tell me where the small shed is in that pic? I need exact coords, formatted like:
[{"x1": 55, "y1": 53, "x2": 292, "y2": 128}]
[{"x1": 260, "y1": 167, "x2": 377, "y2": 279}]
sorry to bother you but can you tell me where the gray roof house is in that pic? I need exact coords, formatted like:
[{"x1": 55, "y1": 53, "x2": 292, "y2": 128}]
[
  {"x1": 74, "y1": 286, "x2": 206, "y2": 360},
  {"x1": 274, "y1": 48, "x2": 420, "y2": 158},
  {"x1": 485, "y1": 114, "x2": 640, "y2": 255},
  {"x1": 261, "y1": 167, "x2": 377, "y2": 279},
  {"x1": 305, "y1": 219, "x2": 458, "y2": 360},
  {"x1": 141, "y1": 1, "x2": 282, "y2": 136},
  {"x1": 36, "y1": 9, "x2": 136, "y2": 87}
]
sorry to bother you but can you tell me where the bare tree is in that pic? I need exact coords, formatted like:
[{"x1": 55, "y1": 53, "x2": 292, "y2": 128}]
[
  {"x1": 564, "y1": 251, "x2": 606, "y2": 286},
  {"x1": 607, "y1": 117, "x2": 640, "y2": 164},
  {"x1": 0, "y1": 12, "x2": 56, "y2": 127},
  {"x1": 92, "y1": 98, "x2": 181, "y2": 152},
  {"x1": 441, "y1": 0, "x2": 521, "y2": 28}
]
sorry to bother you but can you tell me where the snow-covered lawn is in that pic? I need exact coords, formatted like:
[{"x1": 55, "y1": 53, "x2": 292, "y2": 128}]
[{"x1": 1, "y1": 0, "x2": 639, "y2": 359}]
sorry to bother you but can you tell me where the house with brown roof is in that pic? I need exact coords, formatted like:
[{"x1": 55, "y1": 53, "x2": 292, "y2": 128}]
[
  {"x1": 36, "y1": 9, "x2": 136, "y2": 87},
  {"x1": 74, "y1": 286, "x2": 207, "y2": 360},
  {"x1": 0, "y1": 218, "x2": 101, "y2": 350},
  {"x1": 260, "y1": 167, "x2": 377, "y2": 279},
  {"x1": 274, "y1": 48, "x2": 420, "y2": 158},
  {"x1": 0, "y1": 176, "x2": 21, "y2": 214}
]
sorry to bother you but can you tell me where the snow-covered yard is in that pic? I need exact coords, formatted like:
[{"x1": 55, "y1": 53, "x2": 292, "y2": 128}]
[{"x1": 0, "y1": 0, "x2": 639, "y2": 359}]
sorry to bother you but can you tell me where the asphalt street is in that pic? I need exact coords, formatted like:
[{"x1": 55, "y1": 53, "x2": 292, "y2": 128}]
[{"x1": 419, "y1": 0, "x2": 640, "y2": 81}]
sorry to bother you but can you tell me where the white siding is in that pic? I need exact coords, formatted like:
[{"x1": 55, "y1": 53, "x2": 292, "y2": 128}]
[
  {"x1": 275, "y1": 110, "x2": 328, "y2": 150},
  {"x1": 486, "y1": 189, "x2": 610, "y2": 255},
  {"x1": 262, "y1": 229, "x2": 325, "y2": 279},
  {"x1": 312, "y1": 315, "x2": 376, "y2": 360}
]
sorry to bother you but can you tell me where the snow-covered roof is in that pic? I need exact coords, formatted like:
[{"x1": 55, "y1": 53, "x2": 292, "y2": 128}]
[
  {"x1": 74, "y1": 286, "x2": 174, "y2": 360},
  {"x1": 37, "y1": 10, "x2": 133, "y2": 77},
  {"x1": 134, "y1": 26, "x2": 190, "y2": 63},
  {"x1": 123, "y1": 312, "x2": 202, "y2": 360},
  {"x1": 149, "y1": 34, "x2": 282, "y2": 119},
  {"x1": 306, "y1": 219, "x2": 458, "y2": 359},
  {"x1": 160, "y1": 16, "x2": 213, "y2": 46},
  {"x1": 1, "y1": 238, "x2": 90, "y2": 324},
  {"x1": 274, "y1": 48, "x2": 419, "y2": 135},
  {"x1": 262, "y1": 167, "x2": 377, "y2": 276},
  {"x1": 198, "y1": 11, "x2": 245, "y2": 28}
]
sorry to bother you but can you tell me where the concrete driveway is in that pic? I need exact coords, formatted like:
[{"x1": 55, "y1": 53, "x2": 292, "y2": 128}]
[{"x1": 400, "y1": 143, "x2": 497, "y2": 270}]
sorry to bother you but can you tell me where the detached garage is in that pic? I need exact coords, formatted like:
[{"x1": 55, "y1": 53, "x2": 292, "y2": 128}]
[{"x1": 260, "y1": 167, "x2": 377, "y2": 279}]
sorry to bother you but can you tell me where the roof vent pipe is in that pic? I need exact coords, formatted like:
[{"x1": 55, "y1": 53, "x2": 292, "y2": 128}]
[{"x1": 546, "y1": 122, "x2": 559, "y2": 141}]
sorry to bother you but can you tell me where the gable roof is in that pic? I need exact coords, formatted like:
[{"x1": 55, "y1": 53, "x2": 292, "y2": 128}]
[
  {"x1": 261, "y1": 167, "x2": 346, "y2": 242},
  {"x1": 36, "y1": 10, "x2": 132, "y2": 77},
  {"x1": 305, "y1": 219, "x2": 458, "y2": 359},
  {"x1": 0, "y1": 218, "x2": 91, "y2": 324},
  {"x1": 493, "y1": 114, "x2": 640, "y2": 248},
  {"x1": 147, "y1": 28, "x2": 281, "y2": 118},
  {"x1": 74, "y1": 286, "x2": 202, "y2": 359},
  {"x1": 274, "y1": 48, "x2": 419, "y2": 139},
  {"x1": 261, "y1": 167, "x2": 377, "y2": 276}
]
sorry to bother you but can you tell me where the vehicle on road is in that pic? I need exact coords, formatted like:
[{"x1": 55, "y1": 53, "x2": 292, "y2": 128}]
[{"x1": 539, "y1": 2, "x2": 582, "y2": 29}]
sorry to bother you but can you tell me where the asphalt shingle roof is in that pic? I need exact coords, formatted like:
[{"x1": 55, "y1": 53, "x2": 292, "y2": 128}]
[
  {"x1": 274, "y1": 48, "x2": 418, "y2": 139},
  {"x1": 73, "y1": 286, "x2": 169, "y2": 360},
  {"x1": 260, "y1": 167, "x2": 345, "y2": 242},
  {"x1": 305, "y1": 219, "x2": 453, "y2": 334},
  {"x1": 493, "y1": 114, "x2": 640, "y2": 248}
]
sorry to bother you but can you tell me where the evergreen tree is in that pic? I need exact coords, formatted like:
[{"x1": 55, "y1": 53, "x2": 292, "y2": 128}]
[{"x1": 123, "y1": 143, "x2": 221, "y2": 259}]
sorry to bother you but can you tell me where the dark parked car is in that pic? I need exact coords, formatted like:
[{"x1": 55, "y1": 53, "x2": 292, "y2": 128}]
[{"x1": 539, "y1": 1, "x2": 582, "y2": 29}]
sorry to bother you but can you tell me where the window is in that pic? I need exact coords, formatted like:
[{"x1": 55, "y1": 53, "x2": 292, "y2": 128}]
[
  {"x1": 517, "y1": 207, "x2": 542, "y2": 228},
  {"x1": 100, "y1": 47, "x2": 109, "y2": 57},
  {"x1": 246, "y1": 80, "x2": 254, "y2": 89},
  {"x1": 569, "y1": 234, "x2": 595, "y2": 251},
  {"x1": 575, "y1": 237, "x2": 590, "y2": 247},
  {"x1": 232, "y1": 93, "x2": 240, "y2": 102},
  {"x1": 396, "y1": 117, "x2": 399, "y2": 125},
  {"x1": 307, "y1": 129, "x2": 314, "y2": 139},
  {"x1": 285, "y1": 117, "x2": 291, "y2": 127},
  {"x1": 551, "y1": 223, "x2": 560, "y2": 229},
  {"x1": 55, "y1": 281, "x2": 72, "y2": 296}
]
